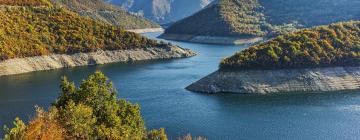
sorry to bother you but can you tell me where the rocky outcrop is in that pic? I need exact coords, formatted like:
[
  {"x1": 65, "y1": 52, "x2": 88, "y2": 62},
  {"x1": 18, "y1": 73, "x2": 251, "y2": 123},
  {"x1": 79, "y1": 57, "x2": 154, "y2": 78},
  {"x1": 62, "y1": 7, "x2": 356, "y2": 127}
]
[
  {"x1": 126, "y1": 28, "x2": 164, "y2": 33},
  {"x1": 0, "y1": 46, "x2": 196, "y2": 76},
  {"x1": 159, "y1": 34, "x2": 263, "y2": 45},
  {"x1": 186, "y1": 67, "x2": 360, "y2": 94}
]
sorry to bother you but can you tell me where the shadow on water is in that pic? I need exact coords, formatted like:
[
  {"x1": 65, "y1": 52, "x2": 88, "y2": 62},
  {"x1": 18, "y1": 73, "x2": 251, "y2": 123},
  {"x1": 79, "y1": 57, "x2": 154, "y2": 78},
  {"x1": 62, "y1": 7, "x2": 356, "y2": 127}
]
[{"x1": 179, "y1": 91, "x2": 360, "y2": 139}]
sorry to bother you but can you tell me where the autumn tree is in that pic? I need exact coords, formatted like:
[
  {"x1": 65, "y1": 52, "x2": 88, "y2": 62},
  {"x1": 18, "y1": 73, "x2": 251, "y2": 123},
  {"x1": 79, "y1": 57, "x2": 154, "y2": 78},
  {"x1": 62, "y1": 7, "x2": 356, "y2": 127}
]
[{"x1": 4, "y1": 71, "x2": 168, "y2": 140}]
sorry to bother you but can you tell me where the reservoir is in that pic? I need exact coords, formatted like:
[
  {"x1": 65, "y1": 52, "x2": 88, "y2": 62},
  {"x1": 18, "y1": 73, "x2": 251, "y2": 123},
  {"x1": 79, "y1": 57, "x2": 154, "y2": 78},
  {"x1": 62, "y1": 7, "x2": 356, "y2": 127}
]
[{"x1": 1, "y1": 32, "x2": 360, "y2": 139}]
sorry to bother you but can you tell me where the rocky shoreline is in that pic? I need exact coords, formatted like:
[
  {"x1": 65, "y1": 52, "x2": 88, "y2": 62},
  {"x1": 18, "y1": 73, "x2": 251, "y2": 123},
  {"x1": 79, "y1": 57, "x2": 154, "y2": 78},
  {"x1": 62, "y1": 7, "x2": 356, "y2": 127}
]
[
  {"x1": 186, "y1": 67, "x2": 360, "y2": 94},
  {"x1": 0, "y1": 45, "x2": 196, "y2": 76},
  {"x1": 158, "y1": 33, "x2": 263, "y2": 45},
  {"x1": 126, "y1": 28, "x2": 164, "y2": 34}
]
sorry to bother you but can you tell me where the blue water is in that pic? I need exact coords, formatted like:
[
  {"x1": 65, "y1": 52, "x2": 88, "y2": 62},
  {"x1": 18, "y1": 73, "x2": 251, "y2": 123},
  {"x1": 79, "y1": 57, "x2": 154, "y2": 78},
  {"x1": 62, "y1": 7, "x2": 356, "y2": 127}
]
[{"x1": 1, "y1": 32, "x2": 360, "y2": 139}]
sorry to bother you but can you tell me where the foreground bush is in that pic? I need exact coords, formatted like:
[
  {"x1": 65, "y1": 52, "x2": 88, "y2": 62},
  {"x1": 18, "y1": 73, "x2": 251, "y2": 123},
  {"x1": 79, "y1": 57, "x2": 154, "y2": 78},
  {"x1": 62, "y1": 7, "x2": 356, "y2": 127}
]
[
  {"x1": 177, "y1": 134, "x2": 207, "y2": 140},
  {"x1": 3, "y1": 71, "x2": 167, "y2": 140}
]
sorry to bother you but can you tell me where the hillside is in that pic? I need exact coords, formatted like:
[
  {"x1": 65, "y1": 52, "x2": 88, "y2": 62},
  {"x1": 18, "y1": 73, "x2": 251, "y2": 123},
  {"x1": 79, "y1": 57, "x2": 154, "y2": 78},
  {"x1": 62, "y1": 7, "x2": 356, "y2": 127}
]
[
  {"x1": 51, "y1": 0, "x2": 159, "y2": 29},
  {"x1": 220, "y1": 21, "x2": 360, "y2": 70},
  {"x1": 164, "y1": 0, "x2": 360, "y2": 38},
  {"x1": 0, "y1": 0, "x2": 51, "y2": 6},
  {"x1": 187, "y1": 21, "x2": 360, "y2": 94},
  {"x1": 109, "y1": 0, "x2": 213, "y2": 24},
  {"x1": 0, "y1": 3, "x2": 163, "y2": 61}
]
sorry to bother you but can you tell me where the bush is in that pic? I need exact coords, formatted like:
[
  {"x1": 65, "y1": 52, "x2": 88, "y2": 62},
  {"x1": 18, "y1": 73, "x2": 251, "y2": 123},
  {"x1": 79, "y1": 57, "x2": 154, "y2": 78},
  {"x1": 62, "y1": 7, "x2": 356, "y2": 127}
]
[
  {"x1": 3, "y1": 107, "x2": 65, "y2": 140},
  {"x1": 177, "y1": 134, "x2": 207, "y2": 140}
]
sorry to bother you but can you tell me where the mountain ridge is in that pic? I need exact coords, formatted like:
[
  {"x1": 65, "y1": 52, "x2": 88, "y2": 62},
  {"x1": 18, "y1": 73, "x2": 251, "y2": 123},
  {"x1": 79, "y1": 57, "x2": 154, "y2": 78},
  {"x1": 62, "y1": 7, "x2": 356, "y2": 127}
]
[
  {"x1": 51, "y1": 0, "x2": 160, "y2": 29},
  {"x1": 163, "y1": 0, "x2": 360, "y2": 43},
  {"x1": 109, "y1": 0, "x2": 213, "y2": 24}
]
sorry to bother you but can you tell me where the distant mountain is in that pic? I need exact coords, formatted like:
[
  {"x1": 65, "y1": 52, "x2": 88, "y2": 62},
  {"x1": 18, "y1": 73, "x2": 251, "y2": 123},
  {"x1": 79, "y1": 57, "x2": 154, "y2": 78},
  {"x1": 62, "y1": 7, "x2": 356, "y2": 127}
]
[
  {"x1": 51, "y1": 0, "x2": 159, "y2": 29},
  {"x1": 163, "y1": 0, "x2": 360, "y2": 42},
  {"x1": 108, "y1": 0, "x2": 213, "y2": 24}
]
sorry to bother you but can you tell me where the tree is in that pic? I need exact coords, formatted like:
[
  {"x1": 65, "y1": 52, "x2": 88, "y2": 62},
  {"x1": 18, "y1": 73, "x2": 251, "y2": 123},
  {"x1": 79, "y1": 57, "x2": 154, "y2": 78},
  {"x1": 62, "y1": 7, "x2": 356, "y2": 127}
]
[
  {"x1": 3, "y1": 107, "x2": 65, "y2": 140},
  {"x1": 4, "y1": 71, "x2": 168, "y2": 140},
  {"x1": 3, "y1": 118, "x2": 26, "y2": 140}
]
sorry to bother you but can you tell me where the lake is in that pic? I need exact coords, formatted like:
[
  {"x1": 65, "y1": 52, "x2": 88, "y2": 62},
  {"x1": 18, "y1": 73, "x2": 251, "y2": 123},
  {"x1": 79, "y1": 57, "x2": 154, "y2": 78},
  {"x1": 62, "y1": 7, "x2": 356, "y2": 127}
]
[{"x1": 1, "y1": 32, "x2": 360, "y2": 139}]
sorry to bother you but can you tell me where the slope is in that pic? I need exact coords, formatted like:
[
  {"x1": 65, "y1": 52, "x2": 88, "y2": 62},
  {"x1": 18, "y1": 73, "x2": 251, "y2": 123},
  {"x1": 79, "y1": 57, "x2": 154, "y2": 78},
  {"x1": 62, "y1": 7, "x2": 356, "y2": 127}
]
[
  {"x1": 220, "y1": 21, "x2": 360, "y2": 70},
  {"x1": 164, "y1": 0, "x2": 360, "y2": 40},
  {"x1": 0, "y1": 2, "x2": 162, "y2": 60},
  {"x1": 51, "y1": 0, "x2": 160, "y2": 29},
  {"x1": 109, "y1": 0, "x2": 213, "y2": 24}
]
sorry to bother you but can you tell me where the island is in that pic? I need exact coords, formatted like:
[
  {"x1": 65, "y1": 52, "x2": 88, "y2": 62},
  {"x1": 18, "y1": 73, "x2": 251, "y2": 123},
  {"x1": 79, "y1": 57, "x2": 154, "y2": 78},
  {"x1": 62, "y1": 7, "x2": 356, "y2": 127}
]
[
  {"x1": 187, "y1": 21, "x2": 360, "y2": 94},
  {"x1": 0, "y1": 1, "x2": 196, "y2": 76},
  {"x1": 160, "y1": 0, "x2": 360, "y2": 45}
]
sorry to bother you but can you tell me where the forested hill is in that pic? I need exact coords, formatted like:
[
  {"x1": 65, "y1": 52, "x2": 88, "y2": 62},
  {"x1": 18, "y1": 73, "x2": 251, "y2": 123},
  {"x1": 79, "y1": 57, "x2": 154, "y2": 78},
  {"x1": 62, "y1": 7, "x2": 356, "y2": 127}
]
[
  {"x1": 0, "y1": 1, "x2": 165, "y2": 61},
  {"x1": 164, "y1": 0, "x2": 360, "y2": 38},
  {"x1": 50, "y1": 0, "x2": 159, "y2": 29},
  {"x1": 0, "y1": 0, "x2": 51, "y2": 6},
  {"x1": 220, "y1": 21, "x2": 360, "y2": 70}
]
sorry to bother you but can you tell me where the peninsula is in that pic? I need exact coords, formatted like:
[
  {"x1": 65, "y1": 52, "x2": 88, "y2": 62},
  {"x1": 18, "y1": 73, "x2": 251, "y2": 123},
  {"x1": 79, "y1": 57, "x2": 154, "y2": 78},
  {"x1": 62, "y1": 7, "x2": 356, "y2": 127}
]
[
  {"x1": 187, "y1": 21, "x2": 360, "y2": 94},
  {"x1": 0, "y1": 1, "x2": 195, "y2": 76}
]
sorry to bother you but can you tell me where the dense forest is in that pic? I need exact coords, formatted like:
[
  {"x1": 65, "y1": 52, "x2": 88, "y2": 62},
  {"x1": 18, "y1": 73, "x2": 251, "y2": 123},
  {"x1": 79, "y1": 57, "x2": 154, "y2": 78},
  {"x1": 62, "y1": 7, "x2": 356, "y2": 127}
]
[
  {"x1": 3, "y1": 72, "x2": 168, "y2": 140},
  {"x1": 0, "y1": 4, "x2": 165, "y2": 61},
  {"x1": 220, "y1": 21, "x2": 360, "y2": 70},
  {"x1": 164, "y1": 0, "x2": 266, "y2": 38},
  {"x1": 0, "y1": 0, "x2": 51, "y2": 6},
  {"x1": 164, "y1": 0, "x2": 360, "y2": 38},
  {"x1": 50, "y1": 0, "x2": 160, "y2": 29}
]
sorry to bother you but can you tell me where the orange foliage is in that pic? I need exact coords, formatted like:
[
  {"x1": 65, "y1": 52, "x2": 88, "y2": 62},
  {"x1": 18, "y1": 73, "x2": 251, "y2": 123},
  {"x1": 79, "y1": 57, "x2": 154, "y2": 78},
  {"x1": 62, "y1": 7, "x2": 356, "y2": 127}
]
[
  {"x1": 24, "y1": 107, "x2": 65, "y2": 140},
  {"x1": 0, "y1": 0, "x2": 51, "y2": 6}
]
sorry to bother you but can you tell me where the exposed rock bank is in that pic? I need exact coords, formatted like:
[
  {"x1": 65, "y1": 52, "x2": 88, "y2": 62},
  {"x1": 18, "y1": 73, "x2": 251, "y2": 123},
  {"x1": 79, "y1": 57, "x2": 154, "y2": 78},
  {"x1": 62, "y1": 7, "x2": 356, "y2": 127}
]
[
  {"x1": 159, "y1": 34, "x2": 263, "y2": 45},
  {"x1": 127, "y1": 28, "x2": 164, "y2": 33},
  {"x1": 186, "y1": 67, "x2": 360, "y2": 94},
  {"x1": 0, "y1": 45, "x2": 196, "y2": 76}
]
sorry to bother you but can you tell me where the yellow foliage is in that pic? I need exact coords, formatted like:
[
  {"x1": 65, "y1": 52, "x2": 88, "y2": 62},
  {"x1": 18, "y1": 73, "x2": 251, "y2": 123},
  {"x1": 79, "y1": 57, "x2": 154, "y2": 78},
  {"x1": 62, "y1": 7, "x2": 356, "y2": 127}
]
[{"x1": 0, "y1": 5, "x2": 160, "y2": 61}]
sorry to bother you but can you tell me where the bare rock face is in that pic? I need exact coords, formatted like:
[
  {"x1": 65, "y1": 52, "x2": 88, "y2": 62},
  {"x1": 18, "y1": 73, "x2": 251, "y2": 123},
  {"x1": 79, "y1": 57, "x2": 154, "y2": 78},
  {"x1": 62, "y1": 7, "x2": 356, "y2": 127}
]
[
  {"x1": 126, "y1": 28, "x2": 164, "y2": 33},
  {"x1": 0, "y1": 46, "x2": 196, "y2": 76},
  {"x1": 159, "y1": 34, "x2": 263, "y2": 45},
  {"x1": 186, "y1": 67, "x2": 360, "y2": 94}
]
